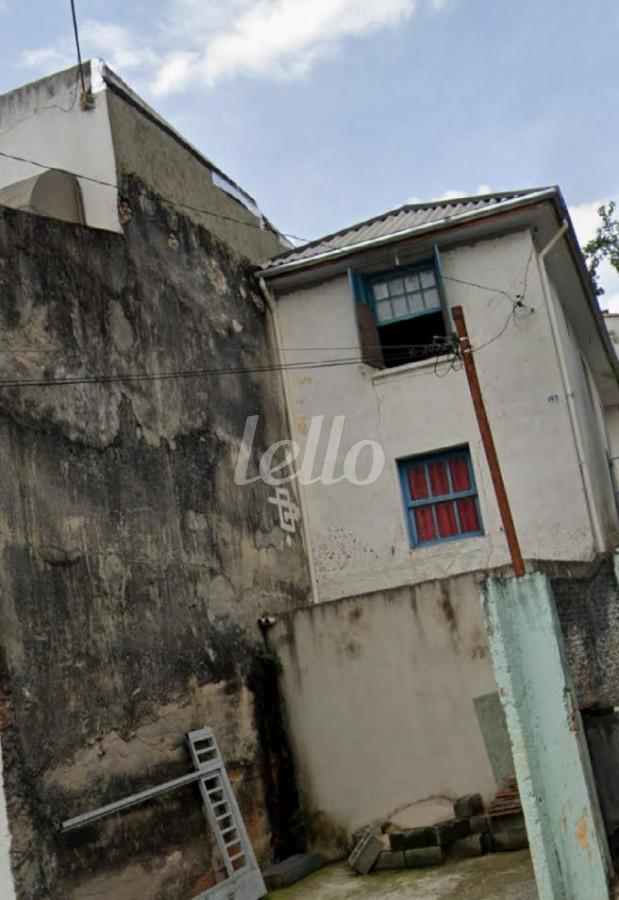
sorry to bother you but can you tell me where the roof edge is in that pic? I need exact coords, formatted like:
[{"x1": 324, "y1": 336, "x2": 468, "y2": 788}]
[
  {"x1": 99, "y1": 62, "x2": 258, "y2": 210},
  {"x1": 261, "y1": 188, "x2": 559, "y2": 278},
  {"x1": 97, "y1": 60, "x2": 284, "y2": 240}
]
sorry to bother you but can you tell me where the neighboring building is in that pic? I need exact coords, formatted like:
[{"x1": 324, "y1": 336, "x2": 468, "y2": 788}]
[
  {"x1": 0, "y1": 64, "x2": 310, "y2": 900},
  {"x1": 0, "y1": 59, "x2": 285, "y2": 261},
  {"x1": 261, "y1": 188, "x2": 619, "y2": 602},
  {"x1": 260, "y1": 189, "x2": 619, "y2": 846}
]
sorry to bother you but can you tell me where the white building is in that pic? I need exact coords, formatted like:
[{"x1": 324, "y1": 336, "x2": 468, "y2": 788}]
[
  {"x1": 0, "y1": 59, "x2": 284, "y2": 261},
  {"x1": 261, "y1": 188, "x2": 619, "y2": 603}
]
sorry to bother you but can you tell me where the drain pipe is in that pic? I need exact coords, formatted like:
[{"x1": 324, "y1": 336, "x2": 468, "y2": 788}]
[
  {"x1": 536, "y1": 222, "x2": 606, "y2": 553},
  {"x1": 258, "y1": 276, "x2": 320, "y2": 604}
]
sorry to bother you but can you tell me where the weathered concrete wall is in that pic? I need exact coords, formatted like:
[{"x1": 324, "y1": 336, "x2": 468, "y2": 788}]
[
  {"x1": 106, "y1": 82, "x2": 284, "y2": 263},
  {"x1": 551, "y1": 555, "x2": 619, "y2": 709},
  {"x1": 268, "y1": 572, "x2": 499, "y2": 849},
  {"x1": 275, "y1": 230, "x2": 613, "y2": 602},
  {"x1": 0, "y1": 185, "x2": 310, "y2": 898},
  {"x1": 483, "y1": 573, "x2": 610, "y2": 900}
]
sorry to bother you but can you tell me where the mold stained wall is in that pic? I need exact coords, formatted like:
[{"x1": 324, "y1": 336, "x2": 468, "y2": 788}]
[
  {"x1": 105, "y1": 83, "x2": 286, "y2": 263},
  {"x1": 275, "y1": 229, "x2": 607, "y2": 602},
  {"x1": 0, "y1": 186, "x2": 310, "y2": 900},
  {"x1": 269, "y1": 573, "x2": 499, "y2": 846}
]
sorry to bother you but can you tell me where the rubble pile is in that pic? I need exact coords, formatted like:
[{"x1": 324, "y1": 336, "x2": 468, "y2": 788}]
[{"x1": 348, "y1": 785, "x2": 529, "y2": 875}]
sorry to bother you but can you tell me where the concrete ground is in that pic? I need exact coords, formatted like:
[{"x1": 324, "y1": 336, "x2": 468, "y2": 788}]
[{"x1": 267, "y1": 851, "x2": 538, "y2": 900}]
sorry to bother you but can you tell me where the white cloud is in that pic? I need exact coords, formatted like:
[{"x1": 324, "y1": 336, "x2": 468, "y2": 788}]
[
  {"x1": 81, "y1": 21, "x2": 159, "y2": 71},
  {"x1": 17, "y1": 0, "x2": 446, "y2": 94},
  {"x1": 19, "y1": 21, "x2": 159, "y2": 76},
  {"x1": 151, "y1": 51, "x2": 199, "y2": 96},
  {"x1": 20, "y1": 46, "x2": 70, "y2": 67},
  {"x1": 152, "y1": 0, "x2": 442, "y2": 94}
]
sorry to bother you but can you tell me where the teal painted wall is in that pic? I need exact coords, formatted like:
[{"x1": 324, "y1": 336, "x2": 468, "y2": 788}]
[{"x1": 483, "y1": 572, "x2": 610, "y2": 900}]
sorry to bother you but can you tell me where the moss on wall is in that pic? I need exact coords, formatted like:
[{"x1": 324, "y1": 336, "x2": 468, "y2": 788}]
[{"x1": 0, "y1": 182, "x2": 310, "y2": 899}]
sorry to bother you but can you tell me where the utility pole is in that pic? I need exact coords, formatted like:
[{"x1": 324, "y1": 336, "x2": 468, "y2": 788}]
[{"x1": 452, "y1": 305, "x2": 525, "y2": 577}]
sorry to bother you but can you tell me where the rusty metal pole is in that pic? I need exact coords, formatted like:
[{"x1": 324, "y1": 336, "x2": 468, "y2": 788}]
[{"x1": 452, "y1": 306, "x2": 525, "y2": 577}]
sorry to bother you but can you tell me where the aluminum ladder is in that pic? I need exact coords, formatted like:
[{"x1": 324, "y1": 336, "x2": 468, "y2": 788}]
[{"x1": 188, "y1": 727, "x2": 266, "y2": 900}]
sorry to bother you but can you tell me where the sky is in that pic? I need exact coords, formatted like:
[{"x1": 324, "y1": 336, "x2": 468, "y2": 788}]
[{"x1": 1, "y1": 0, "x2": 619, "y2": 305}]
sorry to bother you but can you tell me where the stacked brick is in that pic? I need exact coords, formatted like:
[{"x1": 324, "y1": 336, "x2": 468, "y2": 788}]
[
  {"x1": 486, "y1": 775, "x2": 529, "y2": 851},
  {"x1": 349, "y1": 788, "x2": 529, "y2": 875}
]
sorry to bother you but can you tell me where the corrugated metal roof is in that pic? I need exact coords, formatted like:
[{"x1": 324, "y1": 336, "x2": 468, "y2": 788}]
[{"x1": 263, "y1": 188, "x2": 552, "y2": 270}]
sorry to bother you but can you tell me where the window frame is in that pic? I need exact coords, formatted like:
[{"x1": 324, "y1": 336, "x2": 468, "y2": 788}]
[
  {"x1": 349, "y1": 248, "x2": 452, "y2": 370},
  {"x1": 362, "y1": 259, "x2": 441, "y2": 326},
  {"x1": 398, "y1": 447, "x2": 484, "y2": 548}
]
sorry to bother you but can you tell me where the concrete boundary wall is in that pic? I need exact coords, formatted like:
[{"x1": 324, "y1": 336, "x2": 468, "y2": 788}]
[
  {"x1": 483, "y1": 573, "x2": 610, "y2": 899},
  {"x1": 269, "y1": 573, "x2": 499, "y2": 847}
]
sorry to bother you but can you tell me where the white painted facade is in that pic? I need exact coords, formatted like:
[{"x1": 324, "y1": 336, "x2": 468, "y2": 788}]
[
  {"x1": 0, "y1": 61, "x2": 119, "y2": 232},
  {"x1": 268, "y1": 213, "x2": 619, "y2": 602},
  {"x1": 0, "y1": 61, "x2": 285, "y2": 259},
  {"x1": 0, "y1": 740, "x2": 16, "y2": 900}
]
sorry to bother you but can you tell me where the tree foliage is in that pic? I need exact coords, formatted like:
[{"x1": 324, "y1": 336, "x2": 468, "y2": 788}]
[{"x1": 583, "y1": 201, "x2": 619, "y2": 297}]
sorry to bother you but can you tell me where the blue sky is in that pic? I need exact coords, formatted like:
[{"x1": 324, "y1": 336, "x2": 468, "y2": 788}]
[{"x1": 1, "y1": 0, "x2": 618, "y2": 301}]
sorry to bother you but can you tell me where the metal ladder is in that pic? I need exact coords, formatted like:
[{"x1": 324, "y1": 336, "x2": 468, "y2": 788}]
[{"x1": 188, "y1": 727, "x2": 267, "y2": 900}]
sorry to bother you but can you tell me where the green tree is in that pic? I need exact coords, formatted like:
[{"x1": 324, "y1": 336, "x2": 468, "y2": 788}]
[{"x1": 583, "y1": 201, "x2": 619, "y2": 297}]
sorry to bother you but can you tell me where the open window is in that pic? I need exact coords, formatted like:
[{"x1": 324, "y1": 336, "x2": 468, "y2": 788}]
[{"x1": 349, "y1": 251, "x2": 450, "y2": 369}]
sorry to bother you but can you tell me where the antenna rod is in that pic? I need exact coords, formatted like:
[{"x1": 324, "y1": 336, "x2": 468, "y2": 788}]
[{"x1": 70, "y1": 0, "x2": 88, "y2": 100}]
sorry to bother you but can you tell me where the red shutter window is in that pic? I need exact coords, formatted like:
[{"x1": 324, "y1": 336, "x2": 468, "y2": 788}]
[
  {"x1": 408, "y1": 465, "x2": 429, "y2": 500},
  {"x1": 449, "y1": 456, "x2": 471, "y2": 492},
  {"x1": 428, "y1": 460, "x2": 449, "y2": 497},
  {"x1": 436, "y1": 502, "x2": 458, "y2": 538},
  {"x1": 414, "y1": 506, "x2": 437, "y2": 542},
  {"x1": 457, "y1": 497, "x2": 480, "y2": 533},
  {"x1": 401, "y1": 448, "x2": 482, "y2": 547}
]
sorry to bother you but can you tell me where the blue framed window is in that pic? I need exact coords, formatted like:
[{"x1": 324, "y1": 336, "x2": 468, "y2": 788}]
[
  {"x1": 349, "y1": 248, "x2": 448, "y2": 369},
  {"x1": 399, "y1": 447, "x2": 483, "y2": 547},
  {"x1": 368, "y1": 265, "x2": 440, "y2": 325}
]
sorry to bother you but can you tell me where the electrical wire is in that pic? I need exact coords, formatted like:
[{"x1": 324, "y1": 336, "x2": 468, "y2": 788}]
[
  {"x1": 69, "y1": 0, "x2": 88, "y2": 100},
  {"x1": 0, "y1": 149, "x2": 308, "y2": 244},
  {"x1": 0, "y1": 341, "x2": 451, "y2": 356},
  {"x1": 0, "y1": 343, "x2": 455, "y2": 390},
  {"x1": 0, "y1": 147, "x2": 537, "y2": 369},
  {"x1": 0, "y1": 149, "x2": 548, "y2": 291}
]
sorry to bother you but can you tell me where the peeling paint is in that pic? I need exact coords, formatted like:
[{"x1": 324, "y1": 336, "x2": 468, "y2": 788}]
[{"x1": 574, "y1": 809, "x2": 590, "y2": 850}]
